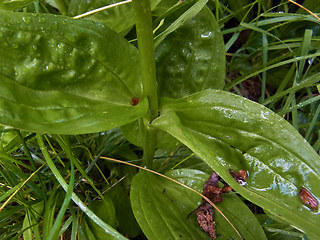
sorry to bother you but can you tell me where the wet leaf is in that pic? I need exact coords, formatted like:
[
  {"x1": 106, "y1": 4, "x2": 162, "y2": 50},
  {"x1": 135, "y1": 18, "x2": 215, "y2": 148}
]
[
  {"x1": 156, "y1": 6, "x2": 225, "y2": 99},
  {"x1": 130, "y1": 168, "x2": 267, "y2": 240},
  {"x1": 107, "y1": 184, "x2": 141, "y2": 237},
  {"x1": 0, "y1": 0, "x2": 34, "y2": 11},
  {"x1": 68, "y1": 0, "x2": 161, "y2": 33},
  {"x1": 0, "y1": 11, "x2": 148, "y2": 134},
  {"x1": 152, "y1": 89, "x2": 320, "y2": 239},
  {"x1": 82, "y1": 196, "x2": 118, "y2": 240},
  {"x1": 122, "y1": 5, "x2": 225, "y2": 148},
  {"x1": 153, "y1": 0, "x2": 208, "y2": 47},
  {"x1": 130, "y1": 170, "x2": 210, "y2": 240}
]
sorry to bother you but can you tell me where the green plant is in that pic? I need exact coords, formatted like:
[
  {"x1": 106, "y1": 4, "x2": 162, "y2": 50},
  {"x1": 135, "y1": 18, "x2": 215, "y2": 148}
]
[{"x1": 0, "y1": 0, "x2": 319, "y2": 239}]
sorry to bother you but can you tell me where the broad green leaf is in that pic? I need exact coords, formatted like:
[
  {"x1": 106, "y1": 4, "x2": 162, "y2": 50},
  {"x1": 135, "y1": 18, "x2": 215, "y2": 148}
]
[
  {"x1": 212, "y1": 192, "x2": 267, "y2": 240},
  {"x1": 156, "y1": 6, "x2": 225, "y2": 98},
  {"x1": 68, "y1": 0, "x2": 162, "y2": 33},
  {"x1": 131, "y1": 169, "x2": 267, "y2": 240},
  {"x1": 257, "y1": 214, "x2": 307, "y2": 240},
  {"x1": 122, "y1": 5, "x2": 225, "y2": 148},
  {"x1": 0, "y1": 128, "x2": 27, "y2": 153},
  {"x1": 153, "y1": 0, "x2": 208, "y2": 48},
  {"x1": 152, "y1": 89, "x2": 320, "y2": 240},
  {"x1": 107, "y1": 184, "x2": 141, "y2": 237},
  {"x1": 0, "y1": 11, "x2": 147, "y2": 134},
  {"x1": 0, "y1": 0, "x2": 34, "y2": 11},
  {"x1": 83, "y1": 196, "x2": 117, "y2": 240},
  {"x1": 121, "y1": 119, "x2": 178, "y2": 148},
  {"x1": 166, "y1": 169, "x2": 267, "y2": 240},
  {"x1": 130, "y1": 170, "x2": 211, "y2": 240}
]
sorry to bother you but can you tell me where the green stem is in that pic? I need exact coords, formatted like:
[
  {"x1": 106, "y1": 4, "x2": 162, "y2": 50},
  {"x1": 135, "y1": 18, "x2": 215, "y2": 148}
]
[{"x1": 133, "y1": 0, "x2": 158, "y2": 168}]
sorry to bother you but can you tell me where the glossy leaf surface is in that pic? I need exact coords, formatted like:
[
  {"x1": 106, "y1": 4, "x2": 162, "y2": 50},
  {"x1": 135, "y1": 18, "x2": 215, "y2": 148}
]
[
  {"x1": 153, "y1": 0, "x2": 208, "y2": 47},
  {"x1": 131, "y1": 169, "x2": 267, "y2": 240},
  {"x1": 121, "y1": 118, "x2": 178, "y2": 148},
  {"x1": 0, "y1": 0, "x2": 34, "y2": 10},
  {"x1": 107, "y1": 184, "x2": 141, "y2": 237},
  {"x1": 82, "y1": 197, "x2": 118, "y2": 240},
  {"x1": 156, "y1": 6, "x2": 225, "y2": 98},
  {"x1": 68, "y1": 0, "x2": 161, "y2": 33},
  {"x1": 122, "y1": 5, "x2": 225, "y2": 148},
  {"x1": 0, "y1": 11, "x2": 147, "y2": 134},
  {"x1": 152, "y1": 89, "x2": 320, "y2": 239}
]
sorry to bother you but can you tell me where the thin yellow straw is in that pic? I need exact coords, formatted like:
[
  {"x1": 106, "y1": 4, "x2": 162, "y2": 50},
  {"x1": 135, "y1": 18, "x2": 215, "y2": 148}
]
[
  {"x1": 0, "y1": 164, "x2": 45, "y2": 211},
  {"x1": 73, "y1": 0, "x2": 132, "y2": 19}
]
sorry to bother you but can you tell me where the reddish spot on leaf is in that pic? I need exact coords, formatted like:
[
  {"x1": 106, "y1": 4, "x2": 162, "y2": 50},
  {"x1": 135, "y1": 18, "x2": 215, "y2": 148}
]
[
  {"x1": 229, "y1": 169, "x2": 247, "y2": 186},
  {"x1": 196, "y1": 203, "x2": 216, "y2": 239},
  {"x1": 299, "y1": 187, "x2": 318, "y2": 210},
  {"x1": 131, "y1": 97, "x2": 140, "y2": 106}
]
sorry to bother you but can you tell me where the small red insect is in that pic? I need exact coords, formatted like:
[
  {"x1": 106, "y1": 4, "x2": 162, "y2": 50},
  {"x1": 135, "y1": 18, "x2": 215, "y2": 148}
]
[
  {"x1": 131, "y1": 97, "x2": 140, "y2": 106},
  {"x1": 299, "y1": 187, "x2": 318, "y2": 210}
]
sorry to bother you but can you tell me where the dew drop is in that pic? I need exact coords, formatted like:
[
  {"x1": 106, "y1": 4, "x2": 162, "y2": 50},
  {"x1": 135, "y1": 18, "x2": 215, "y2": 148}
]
[
  {"x1": 22, "y1": 16, "x2": 31, "y2": 24},
  {"x1": 201, "y1": 31, "x2": 212, "y2": 38},
  {"x1": 11, "y1": 43, "x2": 18, "y2": 49}
]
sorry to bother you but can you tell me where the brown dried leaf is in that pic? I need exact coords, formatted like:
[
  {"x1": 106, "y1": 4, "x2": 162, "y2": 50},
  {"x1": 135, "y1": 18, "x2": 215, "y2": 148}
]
[
  {"x1": 229, "y1": 169, "x2": 247, "y2": 186},
  {"x1": 222, "y1": 185, "x2": 232, "y2": 193},
  {"x1": 299, "y1": 187, "x2": 318, "y2": 210},
  {"x1": 203, "y1": 185, "x2": 224, "y2": 203},
  {"x1": 196, "y1": 203, "x2": 216, "y2": 239}
]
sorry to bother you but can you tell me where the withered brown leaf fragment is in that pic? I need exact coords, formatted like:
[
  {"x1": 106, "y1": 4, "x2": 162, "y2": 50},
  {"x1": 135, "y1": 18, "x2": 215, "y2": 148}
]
[
  {"x1": 299, "y1": 187, "x2": 318, "y2": 210},
  {"x1": 195, "y1": 171, "x2": 234, "y2": 239},
  {"x1": 196, "y1": 203, "x2": 216, "y2": 239},
  {"x1": 222, "y1": 185, "x2": 232, "y2": 193},
  {"x1": 203, "y1": 185, "x2": 224, "y2": 203},
  {"x1": 202, "y1": 172, "x2": 224, "y2": 203},
  {"x1": 204, "y1": 172, "x2": 219, "y2": 188},
  {"x1": 229, "y1": 169, "x2": 247, "y2": 186}
]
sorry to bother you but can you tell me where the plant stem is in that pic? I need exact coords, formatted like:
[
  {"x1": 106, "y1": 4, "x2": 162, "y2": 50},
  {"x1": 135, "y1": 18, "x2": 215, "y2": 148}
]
[{"x1": 132, "y1": 0, "x2": 158, "y2": 168}]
